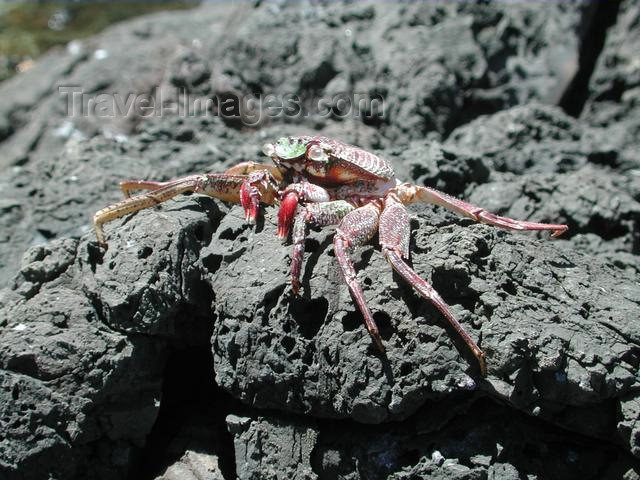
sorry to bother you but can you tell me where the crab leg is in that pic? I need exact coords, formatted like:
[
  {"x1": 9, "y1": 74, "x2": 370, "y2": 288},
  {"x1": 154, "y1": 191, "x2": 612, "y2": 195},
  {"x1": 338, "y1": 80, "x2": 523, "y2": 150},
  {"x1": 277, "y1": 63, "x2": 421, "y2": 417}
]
[
  {"x1": 120, "y1": 180, "x2": 168, "y2": 198},
  {"x1": 334, "y1": 202, "x2": 385, "y2": 352},
  {"x1": 223, "y1": 162, "x2": 282, "y2": 179},
  {"x1": 380, "y1": 194, "x2": 487, "y2": 375},
  {"x1": 93, "y1": 171, "x2": 278, "y2": 246},
  {"x1": 290, "y1": 200, "x2": 355, "y2": 294},
  {"x1": 119, "y1": 163, "x2": 282, "y2": 198},
  {"x1": 95, "y1": 175, "x2": 201, "y2": 245},
  {"x1": 396, "y1": 184, "x2": 568, "y2": 237}
]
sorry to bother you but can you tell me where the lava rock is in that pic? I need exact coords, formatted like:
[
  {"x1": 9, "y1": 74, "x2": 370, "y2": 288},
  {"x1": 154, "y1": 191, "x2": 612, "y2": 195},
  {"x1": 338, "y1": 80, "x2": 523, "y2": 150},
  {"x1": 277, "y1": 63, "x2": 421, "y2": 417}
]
[
  {"x1": 0, "y1": 2, "x2": 638, "y2": 480},
  {"x1": 224, "y1": 398, "x2": 638, "y2": 480},
  {"x1": 0, "y1": 199, "x2": 215, "y2": 479},
  {"x1": 1, "y1": 190, "x2": 639, "y2": 479},
  {"x1": 0, "y1": 1, "x2": 588, "y2": 286},
  {"x1": 208, "y1": 198, "x2": 640, "y2": 445},
  {"x1": 153, "y1": 451, "x2": 224, "y2": 480},
  {"x1": 580, "y1": 1, "x2": 640, "y2": 174},
  {"x1": 446, "y1": 104, "x2": 619, "y2": 175},
  {"x1": 226, "y1": 415, "x2": 318, "y2": 480}
]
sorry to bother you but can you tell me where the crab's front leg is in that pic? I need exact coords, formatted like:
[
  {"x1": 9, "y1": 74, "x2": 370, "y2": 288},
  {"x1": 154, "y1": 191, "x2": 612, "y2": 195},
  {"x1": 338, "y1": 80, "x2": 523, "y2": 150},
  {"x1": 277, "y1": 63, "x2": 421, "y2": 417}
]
[
  {"x1": 333, "y1": 201, "x2": 385, "y2": 352},
  {"x1": 93, "y1": 169, "x2": 278, "y2": 246},
  {"x1": 396, "y1": 184, "x2": 568, "y2": 237},
  {"x1": 290, "y1": 200, "x2": 355, "y2": 293},
  {"x1": 118, "y1": 162, "x2": 282, "y2": 198},
  {"x1": 380, "y1": 194, "x2": 487, "y2": 376}
]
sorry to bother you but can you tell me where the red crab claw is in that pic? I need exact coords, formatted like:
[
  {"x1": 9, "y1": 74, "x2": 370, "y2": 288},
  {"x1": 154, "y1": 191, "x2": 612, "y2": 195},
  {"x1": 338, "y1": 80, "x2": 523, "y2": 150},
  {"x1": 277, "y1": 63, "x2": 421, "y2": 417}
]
[
  {"x1": 239, "y1": 172, "x2": 272, "y2": 223},
  {"x1": 277, "y1": 191, "x2": 299, "y2": 239},
  {"x1": 277, "y1": 183, "x2": 331, "y2": 239}
]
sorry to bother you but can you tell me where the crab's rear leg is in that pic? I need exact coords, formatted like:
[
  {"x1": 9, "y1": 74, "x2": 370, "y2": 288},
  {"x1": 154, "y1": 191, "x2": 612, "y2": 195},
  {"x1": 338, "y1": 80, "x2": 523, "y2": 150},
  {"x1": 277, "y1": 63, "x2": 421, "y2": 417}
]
[
  {"x1": 290, "y1": 200, "x2": 355, "y2": 294},
  {"x1": 380, "y1": 194, "x2": 487, "y2": 376},
  {"x1": 334, "y1": 202, "x2": 385, "y2": 352},
  {"x1": 397, "y1": 184, "x2": 568, "y2": 237}
]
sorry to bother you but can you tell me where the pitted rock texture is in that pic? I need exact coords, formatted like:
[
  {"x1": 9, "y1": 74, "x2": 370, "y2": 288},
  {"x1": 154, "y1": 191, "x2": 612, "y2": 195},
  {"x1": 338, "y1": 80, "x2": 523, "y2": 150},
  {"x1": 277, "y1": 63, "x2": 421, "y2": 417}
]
[
  {"x1": 2, "y1": 131, "x2": 639, "y2": 478},
  {"x1": 153, "y1": 451, "x2": 224, "y2": 480},
  {"x1": 0, "y1": 1, "x2": 639, "y2": 480},
  {"x1": 582, "y1": 0, "x2": 640, "y2": 177},
  {"x1": 0, "y1": 201, "x2": 216, "y2": 479},
  {"x1": 227, "y1": 415, "x2": 318, "y2": 480},
  {"x1": 208, "y1": 201, "x2": 640, "y2": 440}
]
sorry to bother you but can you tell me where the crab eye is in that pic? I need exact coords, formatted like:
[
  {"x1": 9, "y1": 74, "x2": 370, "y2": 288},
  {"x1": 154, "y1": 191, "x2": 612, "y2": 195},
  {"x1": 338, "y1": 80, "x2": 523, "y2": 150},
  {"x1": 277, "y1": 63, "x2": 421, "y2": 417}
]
[
  {"x1": 307, "y1": 144, "x2": 327, "y2": 162},
  {"x1": 262, "y1": 143, "x2": 276, "y2": 157}
]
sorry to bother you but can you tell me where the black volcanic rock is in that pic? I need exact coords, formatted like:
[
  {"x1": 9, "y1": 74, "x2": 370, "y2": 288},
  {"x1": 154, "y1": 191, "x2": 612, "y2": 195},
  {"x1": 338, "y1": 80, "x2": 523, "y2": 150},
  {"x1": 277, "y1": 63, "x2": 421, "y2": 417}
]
[{"x1": 0, "y1": 2, "x2": 639, "y2": 480}]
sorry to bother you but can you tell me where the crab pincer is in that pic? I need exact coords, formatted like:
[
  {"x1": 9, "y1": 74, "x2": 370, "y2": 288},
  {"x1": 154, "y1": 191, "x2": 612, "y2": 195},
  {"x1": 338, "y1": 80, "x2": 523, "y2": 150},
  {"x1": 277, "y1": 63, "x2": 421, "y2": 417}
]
[
  {"x1": 239, "y1": 171, "x2": 275, "y2": 223},
  {"x1": 276, "y1": 182, "x2": 330, "y2": 239}
]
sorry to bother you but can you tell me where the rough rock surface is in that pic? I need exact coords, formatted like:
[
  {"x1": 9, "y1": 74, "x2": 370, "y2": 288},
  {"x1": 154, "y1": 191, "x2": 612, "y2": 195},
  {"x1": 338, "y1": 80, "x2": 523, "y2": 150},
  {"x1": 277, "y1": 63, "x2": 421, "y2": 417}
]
[
  {"x1": 225, "y1": 398, "x2": 639, "y2": 480},
  {"x1": 0, "y1": 2, "x2": 638, "y2": 480},
  {"x1": 208, "y1": 197, "x2": 640, "y2": 435},
  {"x1": 153, "y1": 451, "x2": 224, "y2": 480},
  {"x1": 0, "y1": 202, "x2": 216, "y2": 479},
  {"x1": 227, "y1": 415, "x2": 318, "y2": 480},
  {"x1": 582, "y1": 0, "x2": 640, "y2": 173}
]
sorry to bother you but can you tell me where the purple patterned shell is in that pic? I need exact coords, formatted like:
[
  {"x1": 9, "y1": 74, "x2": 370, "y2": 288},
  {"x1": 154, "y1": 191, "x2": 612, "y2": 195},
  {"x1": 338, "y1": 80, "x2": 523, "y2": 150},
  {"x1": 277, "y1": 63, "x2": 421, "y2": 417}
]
[{"x1": 312, "y1": 136, "x2": 395, "y2": 180}]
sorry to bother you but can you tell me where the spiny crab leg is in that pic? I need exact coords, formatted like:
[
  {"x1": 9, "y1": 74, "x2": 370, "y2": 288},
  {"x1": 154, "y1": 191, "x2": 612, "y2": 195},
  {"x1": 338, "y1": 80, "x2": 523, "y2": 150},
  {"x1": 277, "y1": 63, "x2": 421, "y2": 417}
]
[
  {"x1": 380, "y1": 194, "x2": 487, "y2": 376},
  {"x1": 290, "y1": 200, "x2": 355, "y2": 294},
  {"x1": 334, "y1": 201, "x2": 385, "y2": 352},
  {"x1": 93, "y1": 170, "x2": 279, "y2": 246},
  {"x1": 396, "y1": 184, "x2": 568, "y2": 237}
]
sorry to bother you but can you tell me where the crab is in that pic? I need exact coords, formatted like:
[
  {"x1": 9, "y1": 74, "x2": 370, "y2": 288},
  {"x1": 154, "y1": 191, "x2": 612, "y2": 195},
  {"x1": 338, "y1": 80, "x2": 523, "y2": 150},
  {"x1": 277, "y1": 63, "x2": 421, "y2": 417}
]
[{"x1": 93, "y1": 136, "x2": 568, "y2": 375}]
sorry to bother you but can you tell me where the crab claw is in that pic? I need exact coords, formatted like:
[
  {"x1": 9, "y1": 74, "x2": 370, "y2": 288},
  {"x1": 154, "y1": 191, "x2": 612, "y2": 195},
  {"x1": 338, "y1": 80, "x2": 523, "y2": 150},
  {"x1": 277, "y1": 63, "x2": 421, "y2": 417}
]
[
  {"x1": 240, "y1": 180, "x2": 260, "y2": 223},
  {"x1": 277, "y1": 191, "x2": 299, "y2": 239}
]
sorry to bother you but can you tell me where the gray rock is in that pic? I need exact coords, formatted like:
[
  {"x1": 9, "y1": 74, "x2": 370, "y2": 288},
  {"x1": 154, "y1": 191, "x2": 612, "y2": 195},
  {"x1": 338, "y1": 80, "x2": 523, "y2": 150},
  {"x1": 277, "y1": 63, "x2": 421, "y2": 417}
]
[
  {"x1": 154, "y1": 451, "x2": 224, "y2": 480},
  {"x1": 447, "y1": 104, "x2": 640, "y2": 263},
  {"x1": 446, "y1": 104, "x2": 619, "y2": 175},
  {"x1": 1, "y1": 188, "x2": 638, "y2": 478},
  {"x1": 0, "y1": 2, "x2": 639, "y2": 479},
  {"x1": 209, "y1": 195, "x2": 640, "y2": 441},
  {"x1": 227, "y1": 415, "x2": 318, "y2": 480},
  {"x1": 467, "y1": 165, "x2": 640, "y2": 257},
  {"x1": 0, "y1": 1, "x2": 588, "y2": 286},
  {"x1": 224, "y1": 398, "x2": 638, "y2": 480},
  {"x1": 582, "y1": 1, "x2": 640, "y2": 172},
  {"x1": 0, "y1": 199, "x2": 215, "y2": 479}
]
